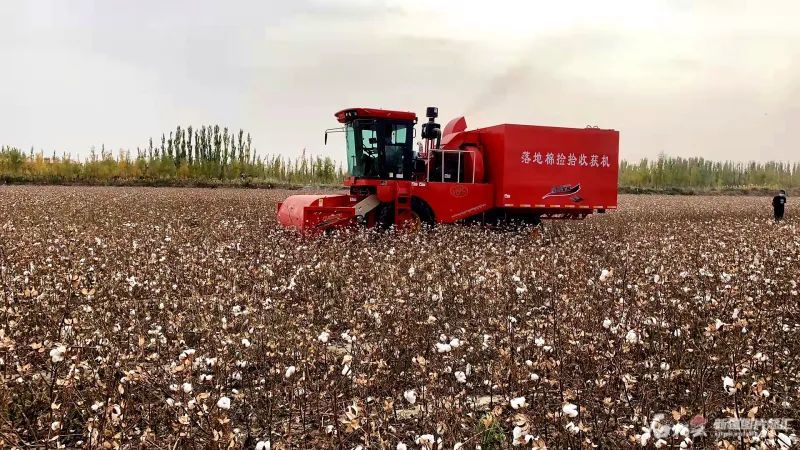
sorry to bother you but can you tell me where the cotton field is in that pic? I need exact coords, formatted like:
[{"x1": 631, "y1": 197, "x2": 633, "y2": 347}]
[{"x1": 0, "y1": 186, "x2": 798, "y2": 449}]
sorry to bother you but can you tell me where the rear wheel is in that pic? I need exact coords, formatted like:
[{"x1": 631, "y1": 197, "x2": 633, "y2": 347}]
[{"x1": 411, "y1": 197, "x2": 435, "y2": 229}]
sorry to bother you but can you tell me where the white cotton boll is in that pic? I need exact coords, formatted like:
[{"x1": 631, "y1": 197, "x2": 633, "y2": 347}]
[
  {"x1": 455, "y1": 371, "x2": 467, "y2": 383},
  {"x1": 285, "y1": 366, "x2": 296, "y2": 379},
  {"x1": 439, "y1": 333, "x2": 448, "y2": 343},
  {"x1": 714, "y1": 319, "x2": 725, "y2": 330},
  {"x1": 625, "y1": 330, "x2": 638, "y2": 344},
  {"x1": 602, "y1": 318, "x2": 612, "y2": 329},
  {"x1": 169, "y1": 384, "x2": 179, "y2": 392},
  {"x1": 255, "y1": 441, "x2": 271, "y2": 450},
  {"x1": 776, "y1": 433, "x2": 792, "y2": 450},
  {"x1": 49, "y1": 345, "x2": 66, "y2": 363},
  {"x1": 510, "y1": 396, "x2": 527, "y2": 409},
  {"x1": 654, "y1": 438, "x2": 667, "y2": 448},
  {"x1": 653, "y1": 274, "x2": 661, "y2": 283},
  {"x1": 562, "y1": 402, "x2": 578, "y2": 418},
  {"x1": 408, "y1": 266, "x2": 415, "y2": 277},
  {"x1": 396, "y1": 443, "x2": 407, "y2": 450},
  {"x1": 435, "y1": 342, "x2": 452, "y2": 353},
  {"x1": 404, "y1": 389, "x2": 417, "y2": 404},
  {"x1": 672, "y1": 423, "x2": 689, "y2": 437},
  {"x1": 660, "y1": 362, "x2": 670, "y2": 371},
  {"x1": 599, "y1": 269, "x2": 611, "y2": 282},
  {"x1": 723, "y1": 376, "x2": 736, "y2": 394},
  {"x1": 640, "y1": 430, "x2": 651, "y2": 446},
  {"x1": 565, "y1": 421, "x2": 580, "y2": 435},
  {"x1": 530, "y1": 373, "x2": 540, "y2": 381},
  {"x1": 341, "y1": 332, "x2": 354, "y2": 343},
  {"x1": 341, "y1": 364, "x2": 351, "y2": 376},
  {"x1": 534, "y1": 337, "x2": 545, "y2": 347},
  {"x1": 242, "y1": 338, "x2": 251, "y2": 348},
  {"x1": 216, "y1": 396, "x2": 231, "y2": 410},
  {"x1": 762, "y1": 389, "x2": 770, "y2": 398},
  {"x1": 318, "y1": 331, "x2": 330, "y2": 343},
  {"x1": 181, "y1": 382, "x2": 193, "y2": 394},
  {"x1": 415, "y1": 435, "x2": 436, "y2": 446},
  {"x1": 453, "y1": 443, "x2": 463, "y2": 450}
]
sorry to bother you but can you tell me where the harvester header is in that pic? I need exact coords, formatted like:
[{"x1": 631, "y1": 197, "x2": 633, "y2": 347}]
[{"x1": 278, "y1": 107, "x2": 619, "y2": 233}]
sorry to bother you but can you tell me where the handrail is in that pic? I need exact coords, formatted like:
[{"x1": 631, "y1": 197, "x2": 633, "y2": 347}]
[{"x1": 425, "y1": 148, "x2": 476, "y2": 184}]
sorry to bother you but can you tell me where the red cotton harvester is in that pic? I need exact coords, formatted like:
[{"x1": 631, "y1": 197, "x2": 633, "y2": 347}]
[{"x1": 277, "y1": 107, "x2": 619, "y2": 233}]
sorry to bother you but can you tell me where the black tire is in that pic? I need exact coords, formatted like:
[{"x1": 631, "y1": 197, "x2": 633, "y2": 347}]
[
  {"x1": 376, "y1": 203, "x2": 394, "y2": 230},
  {"x1": 411, "y1": 197, "x2": 435, "y2": 228}
]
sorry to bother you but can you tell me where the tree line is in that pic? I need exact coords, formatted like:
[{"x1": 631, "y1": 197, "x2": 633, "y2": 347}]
[
  {"x1": 0, "y1": 125, "x2": 344, "y2": 186},
  {"x1": 2, "y1": 135, "x2": 799, "y2": 190},
  {"x1": 619, "y1": 154, "x2": 800, "y2": 190}
]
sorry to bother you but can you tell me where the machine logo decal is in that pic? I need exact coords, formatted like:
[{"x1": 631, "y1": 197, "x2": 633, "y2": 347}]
[
  {"x1": 543, "y1": 184, "x2": 581, "y2": 199},
  {"x1": 450, "y1": 185, "x2": 469, "y2": 198}
]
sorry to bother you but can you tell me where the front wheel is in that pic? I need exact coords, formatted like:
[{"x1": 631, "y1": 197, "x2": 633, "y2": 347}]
[
  {"x1": 410, "y1": 197, "x2": 435, "y2": 230},
  {"x1": 375, "y1": 203, "x2": 394, "y2": 230}
]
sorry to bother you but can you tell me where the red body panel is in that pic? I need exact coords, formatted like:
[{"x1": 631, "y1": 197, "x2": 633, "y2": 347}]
[
  {"x1": 412, "y1": 182, "x2": 494, "y2": 222},
  {"x1": 346, "y1": 179, "x2": 495, "y2": 224},
  {"x1": 277, "y1": 194, "x2": 355, "y2": 231},
  {"x1": 335, "y1": 108, "x2": 417, "y2": 123},
  {"x1": 473, "y1": 124, "x2": 619, "y2": 210}
]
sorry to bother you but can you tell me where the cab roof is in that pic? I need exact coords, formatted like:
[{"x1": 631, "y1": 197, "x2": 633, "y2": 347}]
[{"x1": 335, "y1": 108, "x2": 417, "y2": 123}]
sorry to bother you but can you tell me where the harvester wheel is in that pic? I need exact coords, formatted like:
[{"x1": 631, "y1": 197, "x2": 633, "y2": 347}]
[
  {"x1": 411, "y1": 197, "x2": 435, "y2": 229},
  {"x1": 376, "y1": 204, "x2": 394, "y2": 230}
]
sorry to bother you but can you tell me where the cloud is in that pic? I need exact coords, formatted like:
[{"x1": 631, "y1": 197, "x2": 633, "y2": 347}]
[{"x1": 1, "y1": 0, "x2": 799, "y2": 162}]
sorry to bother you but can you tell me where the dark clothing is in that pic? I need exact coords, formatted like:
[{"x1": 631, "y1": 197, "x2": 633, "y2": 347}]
[{"x1": 773, "y1": 195, "x2": 786, "y2": 220}]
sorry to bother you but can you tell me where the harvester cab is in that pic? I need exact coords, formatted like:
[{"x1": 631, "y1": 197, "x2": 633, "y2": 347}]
[
  {"x1": 337, "y1": 108, "x2": 418, "y2": 181},
  {"x1": 277, "y1": 106, "x2": 620, "y2": 234}
]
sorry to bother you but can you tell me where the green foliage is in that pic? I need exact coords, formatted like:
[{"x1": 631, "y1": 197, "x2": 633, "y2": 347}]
[
  {"x1": 475, "y1": 413, "x2": 505, "y2": 450},
  {"x1": 620, "y1": 153, "x2": 800, "y2": 190},
  {"x1": 0, "y1": 125, "x2": 345, "y2": 186}
]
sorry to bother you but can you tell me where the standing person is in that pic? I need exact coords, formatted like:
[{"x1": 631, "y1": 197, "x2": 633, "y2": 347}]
[{"x1": 772, "y1": 190, "x2": 787, "y2": 221}]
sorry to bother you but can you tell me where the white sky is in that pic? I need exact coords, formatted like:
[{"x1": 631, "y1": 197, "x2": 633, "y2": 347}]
[{"x1": 2, "y1": 0, "x2": 799, "y2": 163}]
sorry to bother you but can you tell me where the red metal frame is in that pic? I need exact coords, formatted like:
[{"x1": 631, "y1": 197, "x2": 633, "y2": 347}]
[
  {"x1": 278, "y1": 108, "x2": 619, "y2": 234},
  {"x1": 335, "y1": 108, "x2": 417, "y2": 123}
]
